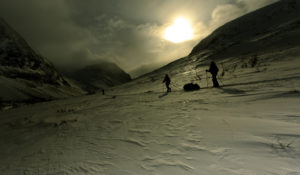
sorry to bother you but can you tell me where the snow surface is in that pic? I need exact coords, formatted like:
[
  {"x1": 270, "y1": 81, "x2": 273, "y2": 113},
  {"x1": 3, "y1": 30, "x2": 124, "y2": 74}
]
[
  {"x1": 1, "y1": 1, "x2": 300, "y2": 173},
  {"x1": 0, "y1": 48, "x2": 300, "y2": 175}
]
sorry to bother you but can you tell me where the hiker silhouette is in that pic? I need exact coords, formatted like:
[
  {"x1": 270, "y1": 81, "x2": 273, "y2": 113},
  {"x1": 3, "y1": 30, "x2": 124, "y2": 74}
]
[
  {"x1": 206, "y1": 61, "x2": 220, "y2": 88},
  {"x1": 163, "y1": 74, "x2": 171, "y2": 92}
]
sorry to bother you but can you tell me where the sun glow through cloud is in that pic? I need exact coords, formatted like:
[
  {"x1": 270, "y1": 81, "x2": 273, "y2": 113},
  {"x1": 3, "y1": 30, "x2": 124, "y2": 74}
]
[{"x1": 164, "y1": 17, "x2": 194, "y2": 43}]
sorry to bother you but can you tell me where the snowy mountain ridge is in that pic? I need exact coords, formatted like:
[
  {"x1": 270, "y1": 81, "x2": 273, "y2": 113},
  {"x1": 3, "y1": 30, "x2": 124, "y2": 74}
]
[
  {"x1": 66, "y1": 62, "x2": 131, "y2": 93},
  {"x1": 190, "y1": 0, "x2": 300, "y2": 57},
  {"x1": 0, "y1": 17, "x2": 84, "y2": 108}
]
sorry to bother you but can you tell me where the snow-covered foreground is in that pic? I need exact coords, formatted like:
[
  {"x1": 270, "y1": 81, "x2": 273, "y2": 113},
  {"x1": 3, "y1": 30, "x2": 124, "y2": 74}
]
[{"x1": 1, "y1": 56, "x2": 300, "y2": 175}]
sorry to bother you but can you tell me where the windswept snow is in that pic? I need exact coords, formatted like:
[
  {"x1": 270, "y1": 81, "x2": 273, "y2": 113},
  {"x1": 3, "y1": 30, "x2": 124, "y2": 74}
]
[
  {"x1": 0, "y1": 49, "x2": 300, "y2": 174},
  {"x1": 1, "y1": 0, "x2": 300, "y2": 174}
]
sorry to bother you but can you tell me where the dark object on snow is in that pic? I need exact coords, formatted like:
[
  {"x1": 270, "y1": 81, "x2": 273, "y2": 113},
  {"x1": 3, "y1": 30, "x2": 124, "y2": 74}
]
[
  {"x1": 206, "y1": 61, "x2": 220, "y2": 88},
  {"x1": 184, "y1": 83, "x2": 200, "y2": 91},
  {"x1": 162, "y1": 74, "x2": 171, "y2": 92}
]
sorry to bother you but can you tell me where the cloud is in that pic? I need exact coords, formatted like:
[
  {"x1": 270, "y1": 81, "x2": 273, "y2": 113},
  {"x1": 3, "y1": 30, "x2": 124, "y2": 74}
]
[
  {"x1": 210, "y1": 4, "x2": 246, "y2": 29},
  {"x1": 236, "y1": 0, "x2": 279, "y2": 12},
  {"x1": 0, "y1": 0, "x2": 96, "y2": 70},
  {"x1": 0, "y1": 0, "x2": 279, "y2": 76},
  {"x1": 192, "y1": 0, "x2": 279, "y2": 42}
]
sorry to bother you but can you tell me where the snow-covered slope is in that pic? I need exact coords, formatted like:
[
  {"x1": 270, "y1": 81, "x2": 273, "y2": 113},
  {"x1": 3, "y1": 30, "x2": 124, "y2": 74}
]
[
  {"x1": 190, "y1": 0, "x2": 300, "y2": 58},
  {"x1": 0, "y1": 0, "x2": 300, "y2": 174},
  {"x1": 0, "y1": 52, "x2": 299, "y2": 174},
  {"x1": 0, "y1": 18, "x2": 84, "y2": 108},
  {"x1": 66, "y1": 62, "x2": 131, "y2": 92}
]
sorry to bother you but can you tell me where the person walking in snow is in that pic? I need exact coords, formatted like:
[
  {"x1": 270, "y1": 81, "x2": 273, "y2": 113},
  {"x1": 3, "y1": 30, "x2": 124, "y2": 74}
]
[
  {"x1": 163, "y1": 74, "x2": 171, "y2": 92},
  {"x1": 206, "y1": 61, "x2": 220, "y2": 88}
]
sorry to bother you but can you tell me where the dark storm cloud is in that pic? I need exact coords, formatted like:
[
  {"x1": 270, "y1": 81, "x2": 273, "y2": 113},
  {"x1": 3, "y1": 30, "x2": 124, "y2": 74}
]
[
  {"x1": 0, "y1": 0, "x2": 95, "y2": 69},
  {"x1": 0, "y1": 0, "x2": 278, "y2": 75}
]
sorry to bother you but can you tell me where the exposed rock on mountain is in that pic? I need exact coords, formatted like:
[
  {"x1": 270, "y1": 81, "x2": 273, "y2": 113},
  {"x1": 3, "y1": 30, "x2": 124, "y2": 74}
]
[{"x1": 0, "y1": 17, "x2": 83, "y2": 107}]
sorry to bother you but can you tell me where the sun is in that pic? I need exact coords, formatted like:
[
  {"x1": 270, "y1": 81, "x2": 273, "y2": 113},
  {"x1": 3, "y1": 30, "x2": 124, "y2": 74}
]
[{"x1": 164, "y1": 17, "x2": 194, "y2": 43}]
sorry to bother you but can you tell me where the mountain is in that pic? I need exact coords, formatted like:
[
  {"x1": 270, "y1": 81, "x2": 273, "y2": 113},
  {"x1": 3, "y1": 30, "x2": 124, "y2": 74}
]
[
  {"x1": 129, "y1": 62, "x2": 165, "y2": 78},
  {"x1": 66, "y1": 62, "x2": 131, "y2": 92},
  {"x1": 0, "y1": 18, "x2": 84, "y2": 108},
  {"x1": 189, "y1": 0, "x2": 300, "y2": 58}
]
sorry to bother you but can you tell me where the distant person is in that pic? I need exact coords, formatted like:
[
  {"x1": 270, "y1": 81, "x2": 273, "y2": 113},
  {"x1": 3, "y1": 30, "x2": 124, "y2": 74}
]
[
  {"x1": 162, "y1": 74, "x2": 171, "y2": 92},
  {"x1": 206, "y1": 61, "x2": 220, "y2": 88},
  {"x1": 102, "y1": 89, "x2": 105, "y2": 95}
]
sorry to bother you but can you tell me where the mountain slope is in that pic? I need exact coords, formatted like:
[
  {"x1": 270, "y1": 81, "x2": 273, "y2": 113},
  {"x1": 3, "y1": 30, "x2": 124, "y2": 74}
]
[
  {"x1": 0, "y1": 18, "x2": 84, "y2": 108},
  {"x1": 67, "y1": 62, "x2": 131, "y2": 92},
  {"x1": 189, "y1": 0, "x2": 300, "y2": 58}
]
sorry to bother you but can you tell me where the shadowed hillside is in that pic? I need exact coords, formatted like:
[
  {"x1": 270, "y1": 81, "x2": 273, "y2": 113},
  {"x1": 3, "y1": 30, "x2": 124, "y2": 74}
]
[
  {"x1": 189, "y1": 0, "x2": 300, "y2": 58},
  {"x1": 66, "y1": 62, "x2": 131, "y2": 93},
  {"x1": 0, "y1": 18, "x2": 84, "y2": 108}
]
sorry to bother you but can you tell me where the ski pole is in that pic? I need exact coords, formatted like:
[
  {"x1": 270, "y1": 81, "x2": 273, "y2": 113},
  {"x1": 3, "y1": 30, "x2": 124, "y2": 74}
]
[
  {"x1": 217, "y1": 75, "x2": 224, "y2": 86},
  {"x1": 172, "y1": 83, "x2": 178, "y2": 88},
  {"x1": 205, "y1": 71, "x2": 209, "y2": 88}
]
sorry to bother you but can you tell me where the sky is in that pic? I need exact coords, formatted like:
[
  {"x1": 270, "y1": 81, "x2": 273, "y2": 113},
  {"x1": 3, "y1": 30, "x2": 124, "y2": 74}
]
[{"x1": 0, "y1": 0, "x2": 278, "y2": 76}]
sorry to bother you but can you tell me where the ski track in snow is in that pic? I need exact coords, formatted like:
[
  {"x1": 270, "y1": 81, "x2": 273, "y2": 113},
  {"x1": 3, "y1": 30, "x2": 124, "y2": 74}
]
[{"x1": 1, "y1": 56, "x2": 300, "y2": 174}]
